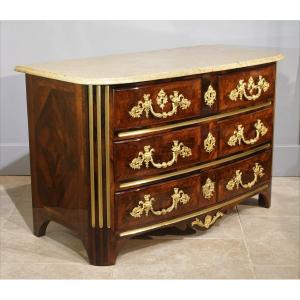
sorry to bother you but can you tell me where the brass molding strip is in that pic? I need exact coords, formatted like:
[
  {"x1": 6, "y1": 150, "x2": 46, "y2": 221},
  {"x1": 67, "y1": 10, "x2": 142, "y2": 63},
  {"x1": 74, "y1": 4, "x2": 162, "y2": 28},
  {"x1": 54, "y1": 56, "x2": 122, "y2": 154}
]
[
  {"x1": 88, "y1": 85, "x2": 96, "y2": 228},
  {"x1": 119, "y1": 143, "x2": 271, "y2": 189},
  {"x1": 118, "y1": 102, "x2": 271, "y2": 138},
  {"x1": 96, "y1": 86, "x2": 103, "y2": 228},
  {"x1": 119, "y1": 184, "x2": 269, "y2": 237},
  {"x1": 105, "y1": 86, "x2": 111, "y2": 228}
]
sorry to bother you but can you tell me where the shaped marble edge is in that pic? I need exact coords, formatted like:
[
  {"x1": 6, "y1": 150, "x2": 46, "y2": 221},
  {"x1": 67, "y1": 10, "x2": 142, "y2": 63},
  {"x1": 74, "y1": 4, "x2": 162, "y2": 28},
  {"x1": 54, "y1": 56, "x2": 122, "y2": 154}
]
[{"x1": 15, "y1": 45, "x2": 284, "y2": 85}]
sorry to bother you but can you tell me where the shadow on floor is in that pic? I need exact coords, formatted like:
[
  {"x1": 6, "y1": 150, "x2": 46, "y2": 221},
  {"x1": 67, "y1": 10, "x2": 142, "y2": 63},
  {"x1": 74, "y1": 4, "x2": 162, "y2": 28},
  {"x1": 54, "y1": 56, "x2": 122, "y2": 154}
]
[
  {"x1": 133, "y1": 226, "x2": 197, "y2": 239},
  {"x1": 3, "y1": 181, "x2": 261, "y2": 265},
  {"x1": 0, "y1": 154, "x2": 30, "y2": 176},
  {"x1": 3, "y1": 182, "x2": 177, "y2": 263},
  {"x1": 238, "y1": 196, "x2": 259, "y2": 207},
  {"x1": 4, "y1": 183, "x2": 89, "y2": 263},
  {"x1": 5, "y1": 183, "x2": 33, "y2": 231}
]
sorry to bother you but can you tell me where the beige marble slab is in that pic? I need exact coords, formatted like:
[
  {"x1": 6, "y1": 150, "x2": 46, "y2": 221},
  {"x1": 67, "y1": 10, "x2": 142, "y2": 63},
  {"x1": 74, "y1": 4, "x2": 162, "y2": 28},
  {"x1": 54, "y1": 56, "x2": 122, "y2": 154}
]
[{"x1": 15, "y1": 45, "x2": 284, "y2": 85}]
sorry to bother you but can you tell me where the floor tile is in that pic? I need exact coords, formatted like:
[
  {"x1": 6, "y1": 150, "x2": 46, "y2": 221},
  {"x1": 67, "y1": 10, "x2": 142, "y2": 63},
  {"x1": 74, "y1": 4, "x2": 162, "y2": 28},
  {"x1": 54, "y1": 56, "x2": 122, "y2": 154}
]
[
  {"x1": 244, "y1": 238, "x2": 299, "y2": 266},
  {"x1": 237, "y1": 181, "x2": 300, "y2": 216},
  {"x1": 112, "y1": 262, "x2": 254, "y2": 279},
  {"x1": 0, "y1": 216, "x2": 5, "y2": 228},
  {"x1": 113, "y1": 238, "x2": 254, "y2": 279},
  {"x1": 117, "y1": 238, "x2": 251, "y2": 266},
  {"x1": 272, "y1": 177, "x2": 300, "y2": 183},
  {"x1": 1, "y1": 229, "x2": 87, "y2": 264},
  {"x1": 239, "y1": 215, "x2": 299, "y2": 265},
  {"x1": 0, "y1": 176, "x2": 299, "y2": 279},
  {"x1": 239, "y1": 215, "x2": 300, "y2": 241},
  {"x1": 0, "y1": 263, "x2": 113, "y2": 279},
  {"x1": 0, "y1": 183, "x2": 32, "y2": 223},
  {"x1": 1, "y1": 209, "x2": 33, "y2": 235},
  {"x1": 0, "y1": 177, "x2": 31, "y2": 191},
  {"x1": 0, "y1": 194, "x2": 16, "y2": 219},
  {"x1": 253, "y1": 265, "x2": 300, "y2": 279}
]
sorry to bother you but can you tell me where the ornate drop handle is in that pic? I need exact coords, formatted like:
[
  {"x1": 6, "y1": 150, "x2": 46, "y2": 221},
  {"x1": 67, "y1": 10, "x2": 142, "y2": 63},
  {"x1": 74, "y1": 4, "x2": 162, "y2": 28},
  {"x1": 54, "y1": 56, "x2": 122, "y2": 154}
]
[
  {"x1": 227, "y1": 119, "x2": 268, "y2": 146},
  {"x1": 130, "y1": 188, "x2": 190, "y2": 218},
  {"x1": 129, "y1": 89, "x2": 191, "y2": 119},
  {"x1": 129, "y1": 140, "x2": 192, "y2": 170},
  {"x1": 191, "y1": 212, "x2": 224, "y2": 229},
  {"x1": 229, "y1": 75, "x2": 270, "y2": 101},
  {"x1": 226, "y1": 163, "x2": 265, "y2": 191}
]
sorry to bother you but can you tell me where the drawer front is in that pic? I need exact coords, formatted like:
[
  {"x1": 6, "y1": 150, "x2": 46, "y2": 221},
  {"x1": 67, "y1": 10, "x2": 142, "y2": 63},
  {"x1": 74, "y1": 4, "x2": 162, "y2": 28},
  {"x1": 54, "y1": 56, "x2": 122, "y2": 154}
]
[
  {"x1": 218, "y1": 107, "x2": 273, "y2": 157},
  {"x1": 113, "y1": 79, "x2": 201, "y2": 131},
  {"x1": 218, "y1": 64, "x2": 275, "y2": 112},
  {"x1": 217, "y1": 149, "x2": 272, "y2": 202},
  {"x1": 114, "y1": 125, "x2": 218, "y2": 183},
  {"x1": 115, "y1": 173, "x2": 217, "y2": 232}
]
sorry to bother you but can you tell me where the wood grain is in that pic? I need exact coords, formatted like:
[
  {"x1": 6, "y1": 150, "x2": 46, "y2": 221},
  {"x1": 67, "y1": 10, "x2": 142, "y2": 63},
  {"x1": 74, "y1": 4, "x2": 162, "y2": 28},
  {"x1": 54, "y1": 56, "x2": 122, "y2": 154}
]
[
  {"x1": 218, "y1": 106, "x2": 273, "y2": 157},
  {"x1": 26, "y1": 75, "x2": 90, "y2": 241},
  {"x1": 24, "y1": 61, "x2": 277, "y2": 265},
  {"x1": 113, "y1": 78, "x2": 201, "y2": 131},
  {"x1": 218, "y1": 64, "x2": 275, "y2": 111}
]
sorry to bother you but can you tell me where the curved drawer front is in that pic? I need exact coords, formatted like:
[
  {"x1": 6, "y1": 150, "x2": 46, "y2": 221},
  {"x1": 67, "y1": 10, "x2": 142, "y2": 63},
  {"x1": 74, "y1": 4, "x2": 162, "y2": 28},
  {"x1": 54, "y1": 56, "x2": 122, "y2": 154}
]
[
  {"x1": 114, "y1": 124, "x2": 220, "y2": 183},
  {"x1": 115, "y1": 149, "x2": 272, "y2": 232},
  {"x1": 218, "y1": 107, "x2": 273, "y2": 157},
  {"x1": 115, "y1": 173, "x2": 217, "y2": 232},
  {"x1": 217, "y1": 149, "x2": 272, "y2": 202},
  {"x1": 113, "y1": 78, "x2": 201, "y2": 131},
  {"x1": 218, "y1": 64, "x2": 275, "y2": 112}
]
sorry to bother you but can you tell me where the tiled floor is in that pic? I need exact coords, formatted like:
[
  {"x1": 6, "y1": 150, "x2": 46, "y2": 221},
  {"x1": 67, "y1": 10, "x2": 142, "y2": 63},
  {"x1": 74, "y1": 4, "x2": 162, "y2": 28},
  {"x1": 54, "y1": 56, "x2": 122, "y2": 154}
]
[{"x1": 0, "y1": 176, "x2": 299, "y2": 279}]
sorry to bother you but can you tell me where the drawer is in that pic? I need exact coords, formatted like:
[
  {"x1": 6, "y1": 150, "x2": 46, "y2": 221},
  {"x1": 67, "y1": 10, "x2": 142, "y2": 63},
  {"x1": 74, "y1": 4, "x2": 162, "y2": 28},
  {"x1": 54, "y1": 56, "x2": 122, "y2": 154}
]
[
  {"x1": 115, "y1": 173, "x2": 217, "y2": 232},
  {"x1": 114, "y1": 125, "x2": 218, "y2": 183},
  {"x1": 218, "y1": 107, "x2": 273, "y2": 157},
  {"x1": 218, "y1": 64, "x2": 275, "y2": 112},
  {"x1": 115, "y1": 148, "x2": 272, "y2": 232},
  {"x1": 113, "y1": 78, "x2": 201, "y2": 131},
  {"x1": 217, "y1": 149, "x2": 272, "y2": 202}
]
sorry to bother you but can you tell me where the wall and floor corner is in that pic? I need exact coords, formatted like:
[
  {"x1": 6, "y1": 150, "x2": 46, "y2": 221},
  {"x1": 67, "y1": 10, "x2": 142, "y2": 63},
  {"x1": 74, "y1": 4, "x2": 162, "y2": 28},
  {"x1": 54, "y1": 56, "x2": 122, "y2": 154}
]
[{"x1": 0, "y1": 20, "x2": 299, "y2": 176}]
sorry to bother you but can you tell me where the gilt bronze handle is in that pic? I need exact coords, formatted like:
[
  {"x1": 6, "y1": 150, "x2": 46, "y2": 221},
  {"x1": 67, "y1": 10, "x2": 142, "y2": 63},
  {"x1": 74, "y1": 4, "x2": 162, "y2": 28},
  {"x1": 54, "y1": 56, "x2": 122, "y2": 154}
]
[
  {"x1": 227, "y1": 119, "x2": 268, "y2": 147},
  {"x1": 226, "y1": 163, "x2": 265, "y2": 191},
  {"x1": 129, "y1": 89, "x2": 191, "y2": 119},
  {"x1": 129, "y1": 140, "x2": 192, "y2": 170},
  {"x1": 130, "y1": 188, "x2": 190, "y2": 218},
  {"x1": 229, "y1": 75, "x2": 270, "y2": 101}
]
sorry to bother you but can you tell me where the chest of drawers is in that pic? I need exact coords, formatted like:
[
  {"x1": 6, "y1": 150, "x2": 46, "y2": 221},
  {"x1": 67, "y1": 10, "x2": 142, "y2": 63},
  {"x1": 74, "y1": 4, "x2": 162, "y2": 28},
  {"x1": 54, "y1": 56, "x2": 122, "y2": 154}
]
[{"x1": 16, "y1": 45, "x2": 283, "y2": 265}]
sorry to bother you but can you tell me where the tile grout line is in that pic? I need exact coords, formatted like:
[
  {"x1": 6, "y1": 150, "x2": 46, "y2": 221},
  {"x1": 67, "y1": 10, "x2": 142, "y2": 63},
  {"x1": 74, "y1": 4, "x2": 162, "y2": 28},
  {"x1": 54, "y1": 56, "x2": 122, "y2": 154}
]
[{"x1": 236, "y1": 206, "x2": 257, "y2": 279}]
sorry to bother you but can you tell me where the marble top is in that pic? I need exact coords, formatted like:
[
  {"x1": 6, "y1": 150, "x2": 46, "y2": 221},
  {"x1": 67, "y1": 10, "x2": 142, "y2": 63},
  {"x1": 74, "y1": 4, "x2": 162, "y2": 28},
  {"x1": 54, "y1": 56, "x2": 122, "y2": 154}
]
[{"x1": 15, "y1": 45, "x2": 283, "y2": 85}]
